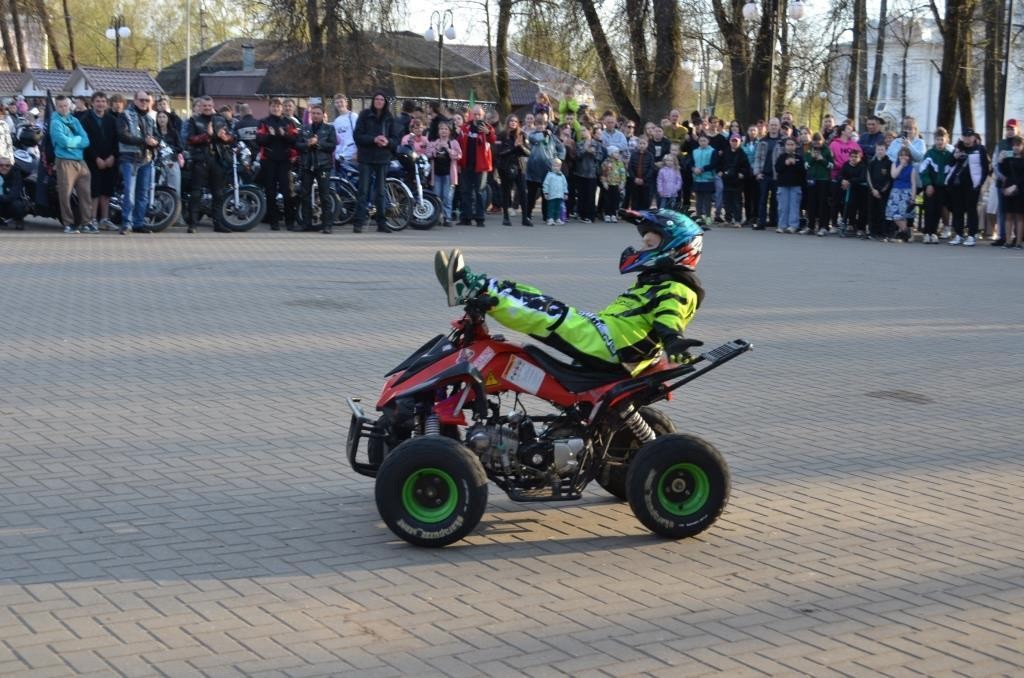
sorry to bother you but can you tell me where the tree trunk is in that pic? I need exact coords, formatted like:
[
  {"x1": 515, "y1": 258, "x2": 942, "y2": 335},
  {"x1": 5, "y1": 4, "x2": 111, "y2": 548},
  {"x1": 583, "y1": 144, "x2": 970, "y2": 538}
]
[
  {"x1": 576, "y1": 0, "x2": 641, "y2": 122},
  {"x1": 866, "y1": 0, "x2": 887, "y2": 121},
  {"x1": 753, "y1": 0, "x2": 777, "y2": 119},
  {"x1": 901, "y1": 37, "x2": 910, "y2": 118},
  {"x1": 495, "y1": 0, "x2": 513, "y2": 115},
  {"x1": 847, "y1": 0, "x2": 861, "y2": 122},
  {"x1": 957, "y1": 65, "x2": 974, "y2": 132},
  {"x1": 932, "y1": 0, "x2": 977, "y2": 132},
  {"x1": 62, "y1": 0, "x2": 76, "y2": 68},
  {"x1": 711, "y1": 0, "x2": 754, "y2": 125},
  {"x1": 0, "y1": 0, "x2": 19, "y2": 71},
  {"x1": 305, "y1": 0, "x2": 324, "y2": 92},
  {"x1": 856, "y1": 0, "x2": 870, "y2": 125},
  {"x1": 625, "y1": 0, "x2": 653, "y2": 117},
  {"x1": 10, "y1": 0, "x2": 28, "y2": 71},
  {"x1": 35, "y1": 0, "x2": 64, "y2": 70},
  {"x1": 646, "y1": 0, "x2": 683, "y2": 121},
  {"x1": 983, "y1": 0, "x2": 1004, "y2": 151},
  {"x1": 776, "y1": 8, "x2": 789, "y2": 113}
]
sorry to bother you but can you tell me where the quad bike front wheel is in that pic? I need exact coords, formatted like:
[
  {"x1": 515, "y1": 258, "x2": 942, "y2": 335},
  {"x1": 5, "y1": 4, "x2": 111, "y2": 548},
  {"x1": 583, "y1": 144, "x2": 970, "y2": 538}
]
[
  {"x1": 626, "y1": 433, "x2": 729, "y2": 539},
  {"x1": 374, "y1": 435, "x2": 488, "y2": 547},
  {"x1": 597, "y1": 407, "x2": 675, "y2": 501}
]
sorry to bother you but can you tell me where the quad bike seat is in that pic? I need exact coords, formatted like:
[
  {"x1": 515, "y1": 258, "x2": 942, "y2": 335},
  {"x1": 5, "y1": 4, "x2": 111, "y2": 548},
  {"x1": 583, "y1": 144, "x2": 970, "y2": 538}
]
[{"x1": 522, "y1": 345, "x2": 628, "y2": 392}]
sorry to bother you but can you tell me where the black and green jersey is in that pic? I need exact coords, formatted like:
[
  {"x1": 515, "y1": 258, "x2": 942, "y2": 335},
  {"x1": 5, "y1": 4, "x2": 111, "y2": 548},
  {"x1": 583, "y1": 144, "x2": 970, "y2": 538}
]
[{"x1": 487, "y1": 274, "x2": 699, "y2": 377}]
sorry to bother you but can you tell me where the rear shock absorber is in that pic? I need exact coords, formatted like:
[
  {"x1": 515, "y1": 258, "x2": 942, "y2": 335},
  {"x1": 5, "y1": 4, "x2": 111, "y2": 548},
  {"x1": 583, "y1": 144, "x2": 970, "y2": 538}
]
[{"x1": 621, "y1": 406, "x2": 655, "y2": 444}]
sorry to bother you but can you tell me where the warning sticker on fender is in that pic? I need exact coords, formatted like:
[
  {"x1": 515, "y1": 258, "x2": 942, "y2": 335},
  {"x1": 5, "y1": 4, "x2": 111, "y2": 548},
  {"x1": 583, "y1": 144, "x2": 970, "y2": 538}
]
[{"x1": 503, "y1": 356, "x2": 545, "y2": 394}]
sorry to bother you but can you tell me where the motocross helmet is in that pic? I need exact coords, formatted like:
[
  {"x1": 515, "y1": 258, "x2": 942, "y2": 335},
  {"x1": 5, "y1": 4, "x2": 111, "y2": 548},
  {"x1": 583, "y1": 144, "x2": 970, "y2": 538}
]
[{"x1": 618, "y1": 208, "x2": 704, "y2": 274}]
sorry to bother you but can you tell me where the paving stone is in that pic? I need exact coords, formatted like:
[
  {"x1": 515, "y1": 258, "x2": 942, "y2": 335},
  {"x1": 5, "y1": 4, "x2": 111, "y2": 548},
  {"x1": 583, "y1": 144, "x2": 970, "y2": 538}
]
[{"x1": 0, "y1": 223, "x2": 1021, "y2": 675}]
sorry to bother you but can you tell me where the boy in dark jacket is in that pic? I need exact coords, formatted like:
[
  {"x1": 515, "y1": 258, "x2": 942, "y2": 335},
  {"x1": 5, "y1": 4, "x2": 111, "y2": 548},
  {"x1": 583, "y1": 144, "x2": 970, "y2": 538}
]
[
  {"x1": 866, "y1": 141, "x2": 893, "y2": 240},
  {"x1": 627, "y1": 137, "x2": 656, "y2": 209},
  {"x1": 257, "y1": 97, "x2": 300, "y2": 230},
  {"x1": 717, "y1": 134, "x2": 750, "y2": 225},
  {"x1": 838, "y1": 148, "x2": 868, "y2": 236},
  {"x1": 918, "y1": 127, "x2": 953, "y2": 244}
]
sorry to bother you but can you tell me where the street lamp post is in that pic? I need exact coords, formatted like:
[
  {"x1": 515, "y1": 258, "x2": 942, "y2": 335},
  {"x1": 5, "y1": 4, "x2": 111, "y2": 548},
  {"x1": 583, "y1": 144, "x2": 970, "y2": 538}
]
[
  {"x1": 105, "y1": 15, "x2": 131, "y2": 69},
  {"x1": 424, "y1": 10, "x2": 456, "y2": 105}
]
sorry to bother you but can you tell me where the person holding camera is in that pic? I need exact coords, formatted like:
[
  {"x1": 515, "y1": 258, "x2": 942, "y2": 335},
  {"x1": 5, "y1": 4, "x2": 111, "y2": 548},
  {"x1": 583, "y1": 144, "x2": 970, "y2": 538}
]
[
  {"x1": 295, "y1": 103, "x2": 337, "y2": 233},
  {"x1": 886, "y1": 117, "x2": 926, "y2": 164},
  {"x1": 457, "y1": 106, "x2": 496, "y2": 227}
]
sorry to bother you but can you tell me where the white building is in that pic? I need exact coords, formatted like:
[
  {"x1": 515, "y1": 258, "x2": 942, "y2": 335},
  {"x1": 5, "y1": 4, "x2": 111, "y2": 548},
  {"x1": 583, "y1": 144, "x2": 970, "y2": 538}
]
[{"x1": 827, "y1": 18, "x2": 1024, "y2": 143}]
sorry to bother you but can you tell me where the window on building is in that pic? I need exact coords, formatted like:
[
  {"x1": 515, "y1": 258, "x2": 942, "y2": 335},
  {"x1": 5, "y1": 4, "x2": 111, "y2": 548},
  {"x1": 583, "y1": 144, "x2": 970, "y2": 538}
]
[
  {"x1": 891, "y1": 74, "x2": 899, "y2": 99},
  {"x1": 881, "y1": 74, "x2": 888, "y2": 99}
]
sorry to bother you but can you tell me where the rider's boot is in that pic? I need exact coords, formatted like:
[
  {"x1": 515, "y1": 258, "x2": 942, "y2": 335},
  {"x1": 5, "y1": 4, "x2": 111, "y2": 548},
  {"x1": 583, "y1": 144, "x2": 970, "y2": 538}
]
[
  {"x1": 502, "y1": 209, "x2": 511, "y2": 226},
  {"x1": 434, "y1": 248, "x2": 487, "y2": 307}
]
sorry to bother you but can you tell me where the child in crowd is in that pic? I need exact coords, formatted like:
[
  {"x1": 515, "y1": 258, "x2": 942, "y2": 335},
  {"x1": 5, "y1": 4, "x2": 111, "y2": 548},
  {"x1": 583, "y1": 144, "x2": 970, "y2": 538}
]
[
  {"x1": 628, "y1": 137, "x2": 656, "y2": 209},
  {"x1": 656, "y1": 154, "x2": 682, "y2": 209},
  {"x1": 804, "y1": 133, "x2": 833, "y2": 236},
  {"x1": 427, "y1": 121, "x2": 462, "y2": 227},
  {"x1": 866, "y1": 141, "x2": 892, "y2": 240},
  {"x1": 690, "y1": 133, "x2": 717, "y2": 222},
  {"x1": 919, "y1": 128, "x2": 953, "y2": 244},
  {"x1": 886, "y1": 146, "x2": 918, "y2": 242},
  {"x1": 774, "y1": 137, "x2": 806, "y2": 233},
  {"x1": 998, "y1": 135, "x2": 1024, "y2": 248},
  {"x1": 718, "y1": 134, "x2": 751, "y2": 226},
  {"x1": 574, "y1": 127, "x2": 603, "y2": 223},
  {"x1": 601, "y1": 146, "x2": 627, "y2": 222},
  {"x1": 542, "y1": 158, "x2": 569, "y2": 225},
  {"x1": 838, "y1": 148, "x2": 868, "y2": 236}
]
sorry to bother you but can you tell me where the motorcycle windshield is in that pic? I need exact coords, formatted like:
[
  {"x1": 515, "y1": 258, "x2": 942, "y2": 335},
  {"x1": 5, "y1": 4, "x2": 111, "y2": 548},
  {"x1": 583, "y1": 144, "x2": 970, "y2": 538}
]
[{"x1": 385, "y1": 334, "x2": 460, "y2": 384}]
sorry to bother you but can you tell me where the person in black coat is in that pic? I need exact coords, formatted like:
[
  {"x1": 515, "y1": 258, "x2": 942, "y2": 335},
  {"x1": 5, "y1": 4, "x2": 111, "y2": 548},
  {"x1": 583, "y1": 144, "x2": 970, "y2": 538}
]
[
  {"x1": 295, "y1": 103, "x2": 338, "y2": 233},
  {"x1": 717, "y1": 134, "x2": 751, "y2": 225},
  {"x1": 79, "y1": 91, "x2": 118, "y2": 228},
  {"x1": 0, "y1": 155, "x2": 26, "y2": 228},
  {"x1": 352, "y1": 91, "x2": 398, "y2": 233}
]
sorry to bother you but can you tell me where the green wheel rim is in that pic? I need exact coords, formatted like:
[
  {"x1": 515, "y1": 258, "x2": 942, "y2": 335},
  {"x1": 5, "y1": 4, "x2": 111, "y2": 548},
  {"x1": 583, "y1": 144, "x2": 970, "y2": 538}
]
[
  {"x1": 656, "y1": 463, "x2": 710, "y2": 516},
  {"x1": 401, "y1": 468, "x2": 458, "y2": 523}
]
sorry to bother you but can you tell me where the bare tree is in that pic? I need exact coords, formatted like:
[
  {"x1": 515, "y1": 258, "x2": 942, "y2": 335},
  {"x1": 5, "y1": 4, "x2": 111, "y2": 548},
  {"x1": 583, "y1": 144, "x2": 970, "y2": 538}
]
[
  {"x1": 36, "y1": 0, "x2": 65, "y2": 69},
  {"x1": 10, "y1": 0, "x2": 28, "y2": 71},
  {"x1": 577, "y1": 0, "x2": 641, "y2": 121},
  {"x1": 61, "y1": 0, "x2": 77, "y2": 68},
  {"x1": 864, "y1": 0, "x2": 888, "y2": 122},
  {"x1": 0, "y1": 0, "x2": 19, "y2": 70},
  {"x1": 930, "y1": 0, "x2": 979, "y2": 131}
]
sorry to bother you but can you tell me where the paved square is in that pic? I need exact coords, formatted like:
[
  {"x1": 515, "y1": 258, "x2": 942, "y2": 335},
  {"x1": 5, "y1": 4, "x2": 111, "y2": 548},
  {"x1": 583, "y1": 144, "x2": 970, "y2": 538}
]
[{"x1": 1, "y1": 219, "x2": 1022, "y2": 676}]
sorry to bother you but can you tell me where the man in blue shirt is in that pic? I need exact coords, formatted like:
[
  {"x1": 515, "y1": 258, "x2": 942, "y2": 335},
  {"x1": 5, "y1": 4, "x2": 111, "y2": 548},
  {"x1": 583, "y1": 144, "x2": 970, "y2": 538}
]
[{"x1": 49, "y1": 95, "x2": 96, "y2": 234}]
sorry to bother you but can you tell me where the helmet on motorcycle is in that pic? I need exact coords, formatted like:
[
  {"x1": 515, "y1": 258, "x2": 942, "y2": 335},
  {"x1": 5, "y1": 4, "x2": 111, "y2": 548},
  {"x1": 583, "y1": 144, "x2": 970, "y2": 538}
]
[{"x1": 618, "y1": 208, "x2": 704, "y2": 274}]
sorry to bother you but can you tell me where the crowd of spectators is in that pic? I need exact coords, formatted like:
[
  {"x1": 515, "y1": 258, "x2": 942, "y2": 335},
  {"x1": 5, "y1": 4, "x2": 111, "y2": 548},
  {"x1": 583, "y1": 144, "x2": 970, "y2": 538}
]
[{"x1": 3, "y1": 90, "x2": 1023, "y2": 249}]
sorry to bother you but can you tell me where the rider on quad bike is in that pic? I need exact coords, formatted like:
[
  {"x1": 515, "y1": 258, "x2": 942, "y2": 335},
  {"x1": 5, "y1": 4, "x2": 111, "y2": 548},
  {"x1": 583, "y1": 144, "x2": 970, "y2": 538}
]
[{"x1": 435, "y1": 207, "x2": 706, "y2": 374}]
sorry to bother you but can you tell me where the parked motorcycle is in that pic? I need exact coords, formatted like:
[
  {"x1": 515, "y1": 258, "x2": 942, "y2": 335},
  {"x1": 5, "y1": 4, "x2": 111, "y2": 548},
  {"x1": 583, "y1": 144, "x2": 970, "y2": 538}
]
[
  {"x1": 14, "y1": 148, "x2": 179, "y2": 232},
  {"x1": 180, "y1": 142, "x2": 266, "y2": 231},
  {"x1": 345, "y1": 255, "x2": 752, "y2": 547},
  {"x1": 332, "y1": 159, "x2": 414, "y2": 232},
  {"x1": 395, "y1": 146, "x2": 442, "y2": 230}
]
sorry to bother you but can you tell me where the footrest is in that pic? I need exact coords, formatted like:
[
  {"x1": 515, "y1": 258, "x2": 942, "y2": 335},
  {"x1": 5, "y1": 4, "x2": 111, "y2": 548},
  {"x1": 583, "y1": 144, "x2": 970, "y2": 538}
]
[{"x1": 700, "y1": 339, "x2": 752, "y2": 364}]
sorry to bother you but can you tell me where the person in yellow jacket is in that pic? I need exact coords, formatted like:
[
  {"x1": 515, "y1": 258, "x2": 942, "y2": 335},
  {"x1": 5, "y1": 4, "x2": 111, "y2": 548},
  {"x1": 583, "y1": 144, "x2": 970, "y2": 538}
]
[{"x1": 435, "y1": 208, "x2": 705, "y2": 375}]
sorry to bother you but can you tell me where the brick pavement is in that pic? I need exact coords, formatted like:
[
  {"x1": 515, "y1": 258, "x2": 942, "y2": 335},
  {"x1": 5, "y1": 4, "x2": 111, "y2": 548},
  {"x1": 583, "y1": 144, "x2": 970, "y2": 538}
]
[{"x1": 1, "y1": 218, "x2": 1022, "y2": 676}]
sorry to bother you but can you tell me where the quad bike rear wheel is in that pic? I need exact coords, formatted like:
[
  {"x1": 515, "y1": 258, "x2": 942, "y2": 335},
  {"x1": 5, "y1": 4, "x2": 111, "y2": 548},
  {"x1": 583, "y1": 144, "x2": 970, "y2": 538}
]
[
  {"x1": 626, "y1": 433, "x2": 729, "y2": 539},
  {"x1": 597, "y1": 407, "x2": 675, "y2": 501},
  {"x1": 375, "y1": 435, "x2": 488, "y2": 547}
]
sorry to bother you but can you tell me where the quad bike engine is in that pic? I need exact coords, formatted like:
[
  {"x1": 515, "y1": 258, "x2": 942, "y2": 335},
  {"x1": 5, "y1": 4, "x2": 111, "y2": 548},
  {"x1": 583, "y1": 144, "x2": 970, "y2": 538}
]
[{"x1": 466, "y1": 413, "x2": 590, "y2": 482}]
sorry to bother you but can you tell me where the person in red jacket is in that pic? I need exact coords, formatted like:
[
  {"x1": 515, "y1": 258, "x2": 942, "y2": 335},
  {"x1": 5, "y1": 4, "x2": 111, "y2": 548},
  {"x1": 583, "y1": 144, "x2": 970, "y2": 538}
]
[{"x1": 458, "y1": 105, "x2": 496, "y2": 226}]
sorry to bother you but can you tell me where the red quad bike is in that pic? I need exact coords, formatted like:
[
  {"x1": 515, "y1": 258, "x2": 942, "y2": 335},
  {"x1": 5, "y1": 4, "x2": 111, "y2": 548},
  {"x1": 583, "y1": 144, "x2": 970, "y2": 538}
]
[{"x1": 346, "y1": 296, "x2": 751, "y2": 547}]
